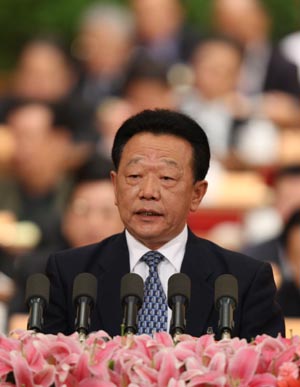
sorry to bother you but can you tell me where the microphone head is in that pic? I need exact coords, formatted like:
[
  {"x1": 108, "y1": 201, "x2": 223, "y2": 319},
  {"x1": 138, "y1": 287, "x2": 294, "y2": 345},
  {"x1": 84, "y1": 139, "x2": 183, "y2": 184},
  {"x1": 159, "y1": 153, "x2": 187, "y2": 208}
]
[
  {"x1": 214, "y1": 274, "x2": 238, "y2": 309},
  {"x1": 25, "y1": 273, "x2": 50, "y2": 307},
  {"x1": 120, "y1": 273, "x2": 144, "y2": 307},
  {"x1": 167, "y1": 273, "x2": 191, "y2": 308},
  {"x1": 72, "y1": 273, "x2": 97, "y2": 306}
]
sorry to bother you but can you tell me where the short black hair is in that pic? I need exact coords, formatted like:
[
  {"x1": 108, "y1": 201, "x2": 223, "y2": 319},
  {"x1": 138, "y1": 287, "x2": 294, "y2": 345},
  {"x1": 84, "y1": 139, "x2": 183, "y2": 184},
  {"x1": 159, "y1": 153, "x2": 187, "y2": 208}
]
[{"x1": 111, "y1": 109, "x2": 210, "y2": 181}]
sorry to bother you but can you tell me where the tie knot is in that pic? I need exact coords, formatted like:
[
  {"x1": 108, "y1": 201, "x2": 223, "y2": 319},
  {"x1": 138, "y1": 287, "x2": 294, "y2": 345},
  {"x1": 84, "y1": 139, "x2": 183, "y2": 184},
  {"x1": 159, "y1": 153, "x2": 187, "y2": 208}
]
[{"x1": 141, "y1": 251, "x2": 164, "y2": 268}]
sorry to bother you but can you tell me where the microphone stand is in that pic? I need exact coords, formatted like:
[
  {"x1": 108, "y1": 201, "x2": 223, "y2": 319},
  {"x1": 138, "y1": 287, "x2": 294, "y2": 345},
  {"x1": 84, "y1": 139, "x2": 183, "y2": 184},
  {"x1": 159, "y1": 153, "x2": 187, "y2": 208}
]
[
  {"x1": 170, "y1": 295, "x2": 186, "y2": 342},
  {"x1": 221, "y1": 329, "x2": 231, "y2": 340},
  {"x1": 75, "y1": 296, "x2": 92, "y2": 343}
]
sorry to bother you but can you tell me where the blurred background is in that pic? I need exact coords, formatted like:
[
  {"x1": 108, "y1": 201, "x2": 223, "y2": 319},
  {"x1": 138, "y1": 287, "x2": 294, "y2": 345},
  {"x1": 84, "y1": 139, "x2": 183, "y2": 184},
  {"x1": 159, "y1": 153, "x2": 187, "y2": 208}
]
[
  {"x1": 0, "y1": 0, "x2": 300, "y2": 333},
  {"x1": 0, "y1": 0, "x2": 299, "y2": 70}
]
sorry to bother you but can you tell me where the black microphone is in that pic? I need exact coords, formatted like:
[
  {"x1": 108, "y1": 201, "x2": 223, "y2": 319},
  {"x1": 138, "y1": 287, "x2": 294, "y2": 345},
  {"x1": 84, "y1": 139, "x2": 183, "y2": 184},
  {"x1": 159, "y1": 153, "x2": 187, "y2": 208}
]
[
  {"x1": 215, "y1": 274, "x2": 238, "y2": 339},
  {"x1": 167, "y1": 273, "x2": 191, "y2": 336},
  {"x1": 72, "y1": 273, "x2": 97, "y2": 340},
  {"x1": 120, "y1": 273, "x2": 144, "y2": 335},
  {"x1": 25, "y1": 273, "x2": 50, "y2": 332}
]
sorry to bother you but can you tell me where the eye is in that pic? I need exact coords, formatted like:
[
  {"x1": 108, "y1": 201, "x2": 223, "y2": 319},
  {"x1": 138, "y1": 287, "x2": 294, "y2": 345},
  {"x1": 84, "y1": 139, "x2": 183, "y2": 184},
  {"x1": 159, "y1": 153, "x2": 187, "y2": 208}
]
[
  {"x1": 161, "y1": 176, "x2": 174, "y2": 181},
  {"x1": 126, "y1": 174, "x2": 142, "y2": 183}
]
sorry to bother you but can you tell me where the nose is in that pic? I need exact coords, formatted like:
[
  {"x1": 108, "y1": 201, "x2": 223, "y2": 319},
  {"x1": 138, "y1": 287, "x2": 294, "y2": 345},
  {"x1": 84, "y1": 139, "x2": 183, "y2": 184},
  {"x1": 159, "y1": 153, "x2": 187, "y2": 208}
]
[{"x1": 139, "y1": 174, "x2": 160, "y2": 200}]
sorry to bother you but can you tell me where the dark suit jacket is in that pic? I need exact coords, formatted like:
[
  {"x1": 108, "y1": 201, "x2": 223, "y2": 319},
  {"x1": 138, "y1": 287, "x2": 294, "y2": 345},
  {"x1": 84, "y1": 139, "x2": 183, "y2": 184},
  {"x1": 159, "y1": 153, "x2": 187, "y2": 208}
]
[
  {"x1": 43, "y1": 230, "x2": 285, "y2": 341},
  {"x1": 276, "y1": 280, "x2": 300, "y2": 317}
]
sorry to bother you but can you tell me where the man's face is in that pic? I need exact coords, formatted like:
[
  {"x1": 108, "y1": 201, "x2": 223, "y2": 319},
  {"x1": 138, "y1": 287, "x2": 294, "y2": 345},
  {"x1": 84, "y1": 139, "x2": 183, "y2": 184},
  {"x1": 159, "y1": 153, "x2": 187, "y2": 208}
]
[{"x1": 111, "y1": 133, "x2": 207, "y2": 249}]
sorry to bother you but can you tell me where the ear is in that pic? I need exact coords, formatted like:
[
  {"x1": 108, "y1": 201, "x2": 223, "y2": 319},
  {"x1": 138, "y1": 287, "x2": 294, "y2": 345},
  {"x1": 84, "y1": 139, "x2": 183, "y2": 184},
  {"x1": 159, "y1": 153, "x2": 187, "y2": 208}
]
[
  {"x1": 110, "y1": 170, "x2": 118, "y2": 206},
  {"x1": 190, "y1": 180, "x2": 208, "y2": 212}
]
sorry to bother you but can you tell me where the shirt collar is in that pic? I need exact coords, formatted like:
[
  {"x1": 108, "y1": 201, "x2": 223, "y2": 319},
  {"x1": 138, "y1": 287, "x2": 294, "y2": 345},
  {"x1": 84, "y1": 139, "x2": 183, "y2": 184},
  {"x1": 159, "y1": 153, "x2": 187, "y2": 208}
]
[{"x1": 126, "y1": 225, "x2": 188, "y2": 272}]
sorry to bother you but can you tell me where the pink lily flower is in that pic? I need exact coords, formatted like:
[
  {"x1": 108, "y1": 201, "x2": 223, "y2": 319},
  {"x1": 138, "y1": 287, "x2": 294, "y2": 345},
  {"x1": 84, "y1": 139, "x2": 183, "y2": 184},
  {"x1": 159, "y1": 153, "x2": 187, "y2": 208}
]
[
  {"x1": 79, "y1": 379, "x2": 117, "y2": 387},
  {"x1": 278, "y1": 362, "x2": 299, "y2": 381},
  {"x1": 227, "y1": 346, "x2": 260, "y2": 387},
  {"x1": 248, "y1": 372, "x2": 277, "y2": 387},
  {"x1": 11, "y1": 351, "x2": 34, "y2": 387},
  {"x1": 154, "y1": 348, "x2": 181, "y2": 387}
]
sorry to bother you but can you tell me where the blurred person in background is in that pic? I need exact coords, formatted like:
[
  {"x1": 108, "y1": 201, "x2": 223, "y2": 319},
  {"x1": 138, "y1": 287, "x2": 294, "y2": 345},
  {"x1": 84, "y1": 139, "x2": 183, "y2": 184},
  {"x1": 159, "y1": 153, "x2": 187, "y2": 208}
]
[
  {"x1": 95, "y1": 97, "x2": 133, "y2": 162},
  {"x1": 10, "y1": 37, "x2": 78, "y2": 104},
  {"x1": 274, "y1": 209, "x2": 300, "y2": 318},
  {"x1": 122, "y1": 55, "x2": 178, "y2": 114},
  {"x1": 0, "y1": 100, "x2": 75, "y2": 252},
  {"x1": 129, "y1": 0, "x2": 201, "y2": 68},
  {"x1": 242, "y1": 165, "x2": 300, "y2": 273},
  {"x1": 179, "y1": 35, "x2": 280, "y2": 169},
  {"x1": 2, "y1": 37, "x2": 97, "y2": 146},
  {"x1": 179, "y1": 36, "x2": 246, "y2": 162},
  {"x1": 212, "y1": 0, "x2": 300, "y2": 128},
  {"x1": 71, "y1": 3, "x2": 135, "y2": 110},
  {"x1": 8, "y1": 171, "x2": 124, "y2": 331}
]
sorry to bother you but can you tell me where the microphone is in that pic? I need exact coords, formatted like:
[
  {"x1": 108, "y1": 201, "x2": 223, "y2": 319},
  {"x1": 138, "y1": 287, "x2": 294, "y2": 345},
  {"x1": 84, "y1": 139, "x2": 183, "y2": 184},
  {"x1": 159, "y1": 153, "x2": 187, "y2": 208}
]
[
  {"x1": 72, "y1": 273, "x2": 97, "y2": 340},
  {"x1": 167, "y1": 273, "x2": 191, "y2": 337},
  {"x1": 25, "y1": 273, "x2": 50, "y2": 332},
  {"x1": 215, "y1": 274, "x2": 238, "y2": 339},
  {"x1": 120, "y1": 273, "x2": 143, "y2": 335}
]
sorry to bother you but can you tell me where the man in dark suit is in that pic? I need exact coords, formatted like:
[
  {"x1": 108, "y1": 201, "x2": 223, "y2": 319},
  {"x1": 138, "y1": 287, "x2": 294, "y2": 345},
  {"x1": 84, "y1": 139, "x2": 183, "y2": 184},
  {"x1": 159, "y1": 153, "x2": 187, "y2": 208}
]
[{"x1": 43, "y1": 109, "x2": 285, "y2": 340}]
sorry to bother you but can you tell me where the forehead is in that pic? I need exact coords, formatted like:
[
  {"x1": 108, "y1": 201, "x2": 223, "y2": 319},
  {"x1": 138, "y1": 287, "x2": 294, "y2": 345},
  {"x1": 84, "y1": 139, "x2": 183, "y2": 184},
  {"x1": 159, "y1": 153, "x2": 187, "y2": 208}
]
[{"x1": 120, "y1": 132, "x2": 193, "y2": 166}]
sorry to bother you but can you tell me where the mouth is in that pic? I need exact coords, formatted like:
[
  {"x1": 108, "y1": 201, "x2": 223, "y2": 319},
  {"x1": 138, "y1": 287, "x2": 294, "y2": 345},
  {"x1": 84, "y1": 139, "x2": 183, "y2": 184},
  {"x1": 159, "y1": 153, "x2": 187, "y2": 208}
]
[{"x1": 135, "y1": 210, "x2": 162, "y2": 217}]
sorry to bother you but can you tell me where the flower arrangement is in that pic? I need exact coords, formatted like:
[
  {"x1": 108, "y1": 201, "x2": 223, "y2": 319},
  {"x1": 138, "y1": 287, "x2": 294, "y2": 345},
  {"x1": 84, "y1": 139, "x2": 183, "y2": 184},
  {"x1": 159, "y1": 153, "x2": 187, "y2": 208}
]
[{"x1": 1, "y1": 329, "x2": 300, "y2": 387}]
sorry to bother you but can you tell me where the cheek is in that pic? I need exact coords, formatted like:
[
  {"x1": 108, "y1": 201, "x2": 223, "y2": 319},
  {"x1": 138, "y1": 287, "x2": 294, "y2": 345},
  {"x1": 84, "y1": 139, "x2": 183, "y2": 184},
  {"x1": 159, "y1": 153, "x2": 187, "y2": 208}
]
[{"x1": 117, "y1": 182, "x2": 139, "y2": 200}]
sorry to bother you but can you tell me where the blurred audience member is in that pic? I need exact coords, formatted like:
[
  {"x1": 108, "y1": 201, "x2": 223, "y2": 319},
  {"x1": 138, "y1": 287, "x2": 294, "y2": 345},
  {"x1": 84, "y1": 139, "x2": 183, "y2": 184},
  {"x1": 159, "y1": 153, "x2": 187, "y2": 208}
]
[
  {"x1": 179, "y1": 36, "x2": 280, "y2": 167},
  {"x1": 72, "y1": 3, "x2": 135, "y2": 109},
  {"x1": 242, "y1": 165, "x2": 300, "y2": 268},
  {"x1": 8, "y1": 174, "x2": 123, "y2": 331},
  {"x1": 129, "y1": 0, "x2": 201, "y2": 67},
  {"x1": 11, "y1": 37, "x2": 77, "y2": 103},
  {"x1": 3, "y1": 37, "x2": 97, "y2": 144},
  {"x1": 213, "y1": 0, "x2": 300, "y2": 98},
  {"x1": 62, "y1": 179, "x2": 123, "y2": 249},
  {"x1": 122, "y1": 56, "x2": 177, "y2": 113},
  {"x1": 0, "y1": 101, "x2": 75, "y2": 251},
  {"x1": 95, "y1": 97, "x2": 133, "y2": 161},
  {"x1": 275, "y1": 209, "x2": 300, "y2": 317},
  {"x1": 212, "y1": 0, "x2": 300, "y2": 128},
  {"x1": 179, "y1": 36, "x2": 245, "y2": 160}
]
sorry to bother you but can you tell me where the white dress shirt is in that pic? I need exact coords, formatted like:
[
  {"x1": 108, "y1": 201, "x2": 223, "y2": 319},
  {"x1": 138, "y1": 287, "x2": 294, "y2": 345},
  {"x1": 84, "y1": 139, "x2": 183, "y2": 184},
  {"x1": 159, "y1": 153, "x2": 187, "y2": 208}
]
[{"x1": 125, "y1": 226, "x2": 188, "y2": 328}]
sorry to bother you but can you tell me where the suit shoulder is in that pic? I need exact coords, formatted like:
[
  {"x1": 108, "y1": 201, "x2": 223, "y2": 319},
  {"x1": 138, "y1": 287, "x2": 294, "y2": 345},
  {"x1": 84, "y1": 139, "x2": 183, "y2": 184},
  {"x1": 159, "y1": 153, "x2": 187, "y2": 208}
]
[
  {"x1": 47, "y1": 233, "x2": 125, "y2": 268},
  {"x1": 191, "y1": 233, "x2": 270, "y2": 272}
]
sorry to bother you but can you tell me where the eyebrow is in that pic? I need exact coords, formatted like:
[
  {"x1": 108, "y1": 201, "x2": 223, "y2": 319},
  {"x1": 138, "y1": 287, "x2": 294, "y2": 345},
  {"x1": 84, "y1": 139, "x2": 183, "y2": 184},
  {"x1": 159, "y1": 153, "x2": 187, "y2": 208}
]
[{"x1": 125, "y1": 157, "x2": 180, "y2": 169}]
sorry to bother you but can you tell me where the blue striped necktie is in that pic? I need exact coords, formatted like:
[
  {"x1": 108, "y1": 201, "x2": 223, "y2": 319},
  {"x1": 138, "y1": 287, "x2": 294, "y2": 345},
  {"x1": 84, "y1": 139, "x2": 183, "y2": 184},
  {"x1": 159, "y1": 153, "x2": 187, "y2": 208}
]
[{"x1": 138, "y1": 251, "x2": 168, "y2": 335}]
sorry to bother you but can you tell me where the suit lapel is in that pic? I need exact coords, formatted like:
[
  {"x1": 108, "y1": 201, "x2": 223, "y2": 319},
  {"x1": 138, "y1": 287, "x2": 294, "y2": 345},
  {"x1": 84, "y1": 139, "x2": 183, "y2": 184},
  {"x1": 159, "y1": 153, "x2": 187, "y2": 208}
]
[
  {"x1": 180, "y1": 231, "x2": 218, "y2": 337},
  {"x1": 93, "y1": 233, "x2": 130, "y2": 337}
]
